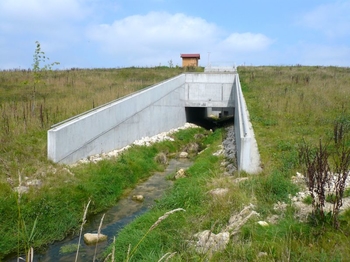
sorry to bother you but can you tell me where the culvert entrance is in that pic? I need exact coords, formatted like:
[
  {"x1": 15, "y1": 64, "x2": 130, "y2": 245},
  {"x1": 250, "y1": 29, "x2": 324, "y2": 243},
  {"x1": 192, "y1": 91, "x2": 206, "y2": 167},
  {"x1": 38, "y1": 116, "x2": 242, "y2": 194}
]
[{"x1": 185, "y1": 107, "x2": 234, "y2": 130}]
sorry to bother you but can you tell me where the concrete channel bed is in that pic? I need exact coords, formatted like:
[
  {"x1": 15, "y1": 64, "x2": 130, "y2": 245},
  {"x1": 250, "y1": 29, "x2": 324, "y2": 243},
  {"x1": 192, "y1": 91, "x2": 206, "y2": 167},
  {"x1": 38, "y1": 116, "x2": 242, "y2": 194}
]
[{"x1": 48, "y1": 68, "x2": 261, "y2": 173}]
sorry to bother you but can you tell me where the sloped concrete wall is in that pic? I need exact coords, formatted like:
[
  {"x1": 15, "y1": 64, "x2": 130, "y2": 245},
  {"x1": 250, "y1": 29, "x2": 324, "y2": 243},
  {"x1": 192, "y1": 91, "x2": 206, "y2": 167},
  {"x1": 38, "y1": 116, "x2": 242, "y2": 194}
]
[{"x1": 48, "y1": 74, "x2": 187, "y2": 164}]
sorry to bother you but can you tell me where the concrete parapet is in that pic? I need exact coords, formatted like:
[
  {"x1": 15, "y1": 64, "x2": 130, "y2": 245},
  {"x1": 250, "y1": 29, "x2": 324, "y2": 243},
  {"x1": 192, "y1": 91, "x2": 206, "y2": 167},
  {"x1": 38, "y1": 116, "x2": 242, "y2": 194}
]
[
  {"x1": 234, "y1": 74, "x2": 261, "y2": 173},
  {"x1": 204, "y1": 66, "x2": 237, "y2": 73}
]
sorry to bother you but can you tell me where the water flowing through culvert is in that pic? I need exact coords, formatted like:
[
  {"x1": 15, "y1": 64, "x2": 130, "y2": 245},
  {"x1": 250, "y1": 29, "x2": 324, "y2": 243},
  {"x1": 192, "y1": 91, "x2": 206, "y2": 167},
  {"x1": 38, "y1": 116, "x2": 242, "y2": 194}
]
[{"x1": 9, "y1": 158, "x2": 193, "y2": 262}]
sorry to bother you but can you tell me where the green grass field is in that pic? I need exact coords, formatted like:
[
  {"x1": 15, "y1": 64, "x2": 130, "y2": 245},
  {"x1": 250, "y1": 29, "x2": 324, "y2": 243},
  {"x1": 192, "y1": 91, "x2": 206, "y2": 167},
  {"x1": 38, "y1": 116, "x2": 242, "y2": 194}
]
[{"x1": 1, "y1": 65, "x2": 350, "y2": 261}]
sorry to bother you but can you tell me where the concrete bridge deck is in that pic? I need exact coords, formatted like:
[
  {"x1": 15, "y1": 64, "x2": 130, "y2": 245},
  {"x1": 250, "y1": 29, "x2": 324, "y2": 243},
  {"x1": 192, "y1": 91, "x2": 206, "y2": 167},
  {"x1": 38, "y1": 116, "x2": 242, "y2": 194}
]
[{"x1": 48, "y1": 69, "x2": 261, "y2": 173}]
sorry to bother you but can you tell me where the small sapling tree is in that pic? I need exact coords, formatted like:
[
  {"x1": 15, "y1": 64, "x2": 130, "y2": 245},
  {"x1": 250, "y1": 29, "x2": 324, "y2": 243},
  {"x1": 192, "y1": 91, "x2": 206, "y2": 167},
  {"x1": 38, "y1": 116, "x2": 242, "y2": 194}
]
[{"x1": 29, "y1": 41, "x2": 59, "y2": 114}]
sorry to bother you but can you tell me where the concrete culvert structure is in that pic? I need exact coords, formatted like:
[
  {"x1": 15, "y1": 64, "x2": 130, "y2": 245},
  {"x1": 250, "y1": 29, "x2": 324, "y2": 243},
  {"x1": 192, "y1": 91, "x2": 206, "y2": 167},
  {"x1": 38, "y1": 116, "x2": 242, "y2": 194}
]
[{"x1": 48, "y1": 67, "x2": 261, "y2": 173}]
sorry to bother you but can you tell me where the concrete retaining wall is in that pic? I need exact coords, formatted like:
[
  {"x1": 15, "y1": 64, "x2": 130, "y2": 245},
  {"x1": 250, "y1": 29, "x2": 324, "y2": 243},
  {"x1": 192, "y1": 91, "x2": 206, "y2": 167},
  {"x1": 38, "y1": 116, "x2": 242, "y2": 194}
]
[{"x1": 48, "y1": 74, "x2": 187, "y2": 163}]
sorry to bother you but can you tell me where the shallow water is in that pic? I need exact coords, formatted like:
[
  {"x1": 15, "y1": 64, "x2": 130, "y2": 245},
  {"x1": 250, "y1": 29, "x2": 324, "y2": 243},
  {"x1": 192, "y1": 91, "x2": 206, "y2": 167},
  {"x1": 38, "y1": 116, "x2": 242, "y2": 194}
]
[{"x1": 8, "y1": 158, "x2": 193, "y2": 262}]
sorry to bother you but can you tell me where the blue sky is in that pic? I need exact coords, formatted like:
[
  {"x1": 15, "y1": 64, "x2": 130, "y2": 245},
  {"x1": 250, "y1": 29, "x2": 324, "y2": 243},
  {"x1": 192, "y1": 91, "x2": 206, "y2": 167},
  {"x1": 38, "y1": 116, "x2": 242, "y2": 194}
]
[{"x1": 1, "y1": 0, "x2": 349, "y2": 69}]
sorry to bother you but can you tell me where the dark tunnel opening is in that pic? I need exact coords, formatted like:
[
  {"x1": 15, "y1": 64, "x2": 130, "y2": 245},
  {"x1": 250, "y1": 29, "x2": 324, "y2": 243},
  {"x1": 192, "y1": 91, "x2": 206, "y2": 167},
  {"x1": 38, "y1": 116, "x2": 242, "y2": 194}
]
[{"x1": 185, "y1": 107, "x2": 234, "y2": 130}]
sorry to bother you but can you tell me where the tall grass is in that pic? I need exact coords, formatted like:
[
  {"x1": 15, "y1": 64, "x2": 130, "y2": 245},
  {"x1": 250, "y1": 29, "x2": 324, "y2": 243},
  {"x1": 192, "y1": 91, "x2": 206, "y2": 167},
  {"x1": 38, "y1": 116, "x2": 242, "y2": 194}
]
[
  {"x1": 0, "y1": 67, "x2": 191, "y2": 183},
  {"x1": 240, "y1": 66, "x2": 350, "y2": 172}
]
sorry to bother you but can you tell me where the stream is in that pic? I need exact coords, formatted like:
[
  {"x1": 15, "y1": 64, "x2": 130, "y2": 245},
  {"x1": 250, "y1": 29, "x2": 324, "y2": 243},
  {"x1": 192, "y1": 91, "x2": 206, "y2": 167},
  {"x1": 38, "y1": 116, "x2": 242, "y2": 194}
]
[{"x1": 9, "y1": 158, "x2": 193, "y2": 262}]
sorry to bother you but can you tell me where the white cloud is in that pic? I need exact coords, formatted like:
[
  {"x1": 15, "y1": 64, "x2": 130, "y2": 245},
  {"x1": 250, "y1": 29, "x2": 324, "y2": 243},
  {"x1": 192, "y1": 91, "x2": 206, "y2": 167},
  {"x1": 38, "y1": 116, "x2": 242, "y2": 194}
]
[
  {"x1": 88, "y1": 12, "x2": 220, "y2": 52},
  {"x1": 219, "y1": 33, "x2": 274, "y2": 52},
  {"x1": 0, "y1": 1, "x2": 102, "y2": 70},
  {"x1": 0, "y1": 0, "x2": 90, "y2": 38},
  {"x1": 87, "y1": 12, "x2": 273, "y2": 66},
  {"x1": 0, "y1": 0, "x2": 88, "y2": 23},
  {"x1": 0, "y1": 0, "x2": 93, "y2": 62},
  {"x1": 299, "y1": 1, "x2": 350, "y2": 38}
]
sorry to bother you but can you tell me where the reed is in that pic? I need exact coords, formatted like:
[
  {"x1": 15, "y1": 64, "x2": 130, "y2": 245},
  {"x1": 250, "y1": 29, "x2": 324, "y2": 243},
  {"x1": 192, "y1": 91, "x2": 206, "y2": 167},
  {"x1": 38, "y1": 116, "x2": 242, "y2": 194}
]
[
  {"x1": 93, "y1": 213, "x2": 106, "y2": 262},
  {"x1": 75, "y1": 199, "x2": 91, "y2": 262}
]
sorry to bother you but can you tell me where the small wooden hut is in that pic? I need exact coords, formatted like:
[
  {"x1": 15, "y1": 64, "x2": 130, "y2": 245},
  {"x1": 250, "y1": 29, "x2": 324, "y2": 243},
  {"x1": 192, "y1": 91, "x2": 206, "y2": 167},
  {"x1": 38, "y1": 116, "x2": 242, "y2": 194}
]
[{"x1": 180, "y1": 54, "x2": 200, "y2": 67}]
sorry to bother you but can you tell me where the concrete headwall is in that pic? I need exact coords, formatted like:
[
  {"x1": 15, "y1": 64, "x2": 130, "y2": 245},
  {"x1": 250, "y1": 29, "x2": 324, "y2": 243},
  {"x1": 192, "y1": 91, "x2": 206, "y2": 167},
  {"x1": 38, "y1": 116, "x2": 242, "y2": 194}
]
[{"x1": 184, "y1": 73, "x2": 235, "y2": 108}]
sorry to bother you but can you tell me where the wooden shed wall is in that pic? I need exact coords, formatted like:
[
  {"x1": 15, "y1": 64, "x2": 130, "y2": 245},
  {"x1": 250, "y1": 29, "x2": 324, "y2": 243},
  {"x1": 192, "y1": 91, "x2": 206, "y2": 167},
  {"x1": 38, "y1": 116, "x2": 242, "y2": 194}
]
[{"x1": 182, "y1": 58, "x2": 199, "y2": 67}]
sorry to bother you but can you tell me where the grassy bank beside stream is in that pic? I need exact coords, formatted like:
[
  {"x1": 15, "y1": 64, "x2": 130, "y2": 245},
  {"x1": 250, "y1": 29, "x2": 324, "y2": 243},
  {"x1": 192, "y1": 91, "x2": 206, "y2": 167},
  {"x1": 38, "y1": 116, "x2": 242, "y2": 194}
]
[
  {"x1": 105, "y1": 66, "x2": 350, "y2": 261},
  {"x1": 0, "y1": 67, "x2": 204, "y2": 259}
]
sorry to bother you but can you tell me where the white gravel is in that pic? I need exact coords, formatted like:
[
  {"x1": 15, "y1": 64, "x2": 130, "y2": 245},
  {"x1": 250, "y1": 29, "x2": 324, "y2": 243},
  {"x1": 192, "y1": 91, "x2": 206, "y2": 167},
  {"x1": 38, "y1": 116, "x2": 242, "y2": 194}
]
[{"x1": 76, "y1": 123, "x2": 200, "y2": 164}]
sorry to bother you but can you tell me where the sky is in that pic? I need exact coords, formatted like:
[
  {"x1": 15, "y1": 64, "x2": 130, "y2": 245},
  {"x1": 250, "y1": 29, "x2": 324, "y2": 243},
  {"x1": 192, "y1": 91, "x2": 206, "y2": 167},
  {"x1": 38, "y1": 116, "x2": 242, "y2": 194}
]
[{"x1": 1, "y1": 0, "x2": 350, "y2": 69}]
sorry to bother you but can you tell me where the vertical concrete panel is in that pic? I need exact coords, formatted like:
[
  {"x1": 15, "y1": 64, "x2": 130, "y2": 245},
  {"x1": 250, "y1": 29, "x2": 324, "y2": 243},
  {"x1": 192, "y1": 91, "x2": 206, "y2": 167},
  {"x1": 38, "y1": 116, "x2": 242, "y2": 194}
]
[{"x1": 185, "y1": 73, "x2": 235, "y2": 107}]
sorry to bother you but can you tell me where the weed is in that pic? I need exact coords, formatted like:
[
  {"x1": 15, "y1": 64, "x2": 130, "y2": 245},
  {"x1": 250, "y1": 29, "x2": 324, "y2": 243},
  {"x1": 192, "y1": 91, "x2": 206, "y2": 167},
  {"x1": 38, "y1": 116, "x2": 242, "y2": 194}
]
[
  {"x1": 299, "y1": 140, "x2": 331, "y2": 218},
  {"x1": 332, "y1": 139, "x2": 350, "y2": 228},
  {"x1": 298, "y1": 119, "x2": 350, "y2": 228},
  {"x1": 126, "y1": 208, "x2": 185, "y2": 262},
  {"x1": 303, "y1": 195, "x2": 313, "y2": 205},
  {"x1": 250, "y1": 170, "x2": 299, "y2": 211}
]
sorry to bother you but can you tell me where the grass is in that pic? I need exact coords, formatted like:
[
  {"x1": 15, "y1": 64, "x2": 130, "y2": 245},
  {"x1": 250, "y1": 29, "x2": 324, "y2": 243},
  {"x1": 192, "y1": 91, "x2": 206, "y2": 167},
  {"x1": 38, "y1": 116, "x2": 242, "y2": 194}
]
[
  {"x1": 103, "y1": 66, "x2": 350, "y2": 261},
  {"x1": 240, "y1": 66, "x2": 350, "y2": 172}
]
